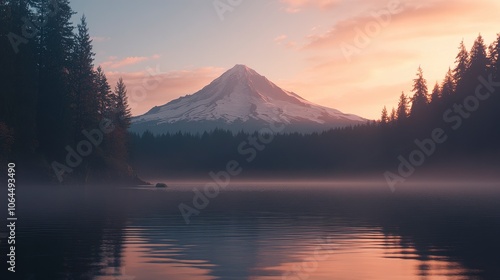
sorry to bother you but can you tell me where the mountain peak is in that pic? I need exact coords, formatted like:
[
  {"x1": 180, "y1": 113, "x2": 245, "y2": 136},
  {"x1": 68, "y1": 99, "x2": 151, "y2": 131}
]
[
  {"x1": 131, "y1": 65, "x2": 366, "y2": 134},
  {"x1": 231, "y1": 64, "x2": 252, "y2": 71},
  {"x1": 233, "y1": 64, "x2": 249, "y2": 69},
  {"x1": 224, "y1": 64, "x2": 259, "y2": 78}
]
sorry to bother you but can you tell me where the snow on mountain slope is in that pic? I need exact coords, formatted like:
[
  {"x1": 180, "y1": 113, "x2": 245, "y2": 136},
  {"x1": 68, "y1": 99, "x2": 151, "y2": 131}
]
[{"x1": 131, "y1": 64, "x2": 366, "y2": 134}]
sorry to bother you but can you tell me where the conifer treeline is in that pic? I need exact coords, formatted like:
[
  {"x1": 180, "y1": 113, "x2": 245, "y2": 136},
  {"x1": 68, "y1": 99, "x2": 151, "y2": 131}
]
[
  {"x1": 0, "y1": 0, "x2": 133, "y2": 183},
  {"x1": 380, "y1": 34, "x2": 499, "y2": 127},
  {"x1": 130, "y1": 34, "x2": 500, "y2": 177}
]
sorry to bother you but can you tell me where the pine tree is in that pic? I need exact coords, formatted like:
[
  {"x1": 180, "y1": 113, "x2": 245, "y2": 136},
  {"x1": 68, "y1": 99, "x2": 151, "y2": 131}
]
[
  {"x1": 36, "y1": 0, "x2": 76, "y2": 156},
  {"x1": 430, "y1": 82, "x2": 441, "y2": 104},
  {"x1": 109, "y1": 78, "x2": 132, "y2": 161},
  {"x1": 1, "y1": 0, "x2": 39, "y2": 155},
  {"x1": 70, "y1": 15, "x2": 98, "y2": 135},
  {"x1": 380, "y1": 106, "x2": 389, "y2": 125},
  {"x1": 95, "y1": 66, "x2": 112, "y2": 118},
  {"x1": 441, "y1": 67, "x2": 455, "y2": 98},
  {"x1": 488, "y1": 33, "x2": 500, "y2": 81},
  {"x1": 114, "y1": 78, "x2": 132, "y2": 130},
  {"x1": 389, "y1": 108, "x2": 396, "y2": 123},
  {"x1": 453, "y1": 40, "x2": 469, "y2": 90},
  {"x1": 466, "y1": 34, "x2": 488, "y2": 83},
  {"x1": 410, "y1": 66, "x2": 428, "y2": 118},
  {"x1": 396, "y1": 92, "x2": 409, "y2": 124}
]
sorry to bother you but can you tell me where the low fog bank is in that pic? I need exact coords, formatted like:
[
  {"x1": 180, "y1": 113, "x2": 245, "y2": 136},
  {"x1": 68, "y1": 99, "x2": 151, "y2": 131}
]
[
  {"x1": 8, "y1": 154, "x2": 499, "y2": 195},
  {"x1": 140, "y1": 161, "x2": 500, "y2": 195}
]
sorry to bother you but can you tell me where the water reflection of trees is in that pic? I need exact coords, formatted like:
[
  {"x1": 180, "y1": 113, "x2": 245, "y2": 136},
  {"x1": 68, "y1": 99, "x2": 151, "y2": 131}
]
[{"x1": 8, "y1": 187, "x2": 500, "y2": 279}]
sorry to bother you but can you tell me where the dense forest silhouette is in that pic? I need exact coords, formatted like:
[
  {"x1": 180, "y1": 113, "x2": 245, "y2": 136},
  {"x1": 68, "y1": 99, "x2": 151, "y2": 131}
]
[
  {"x1": 130, "y1": 34, "x2": 500, "y2": 179},
  {"x1": 0, "y1": 0, "x2": 136, "y2": 184}
]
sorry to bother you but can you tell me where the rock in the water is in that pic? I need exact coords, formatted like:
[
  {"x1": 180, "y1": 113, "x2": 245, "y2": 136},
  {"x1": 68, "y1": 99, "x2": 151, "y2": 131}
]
[{"x1": 155, "y1": 183, "x2": 168, "y2": 188}]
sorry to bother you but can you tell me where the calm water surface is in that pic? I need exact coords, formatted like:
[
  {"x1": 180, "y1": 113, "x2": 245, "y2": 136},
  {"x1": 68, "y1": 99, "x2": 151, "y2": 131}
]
[{"x1": 2, "y1": 182, "x2": 499, "y2": 280}]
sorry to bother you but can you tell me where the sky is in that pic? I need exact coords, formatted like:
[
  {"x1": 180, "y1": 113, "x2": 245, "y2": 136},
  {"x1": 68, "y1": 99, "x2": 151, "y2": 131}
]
[{"x1": 71, "y1": 0, "x2": 500, "y2": 119}]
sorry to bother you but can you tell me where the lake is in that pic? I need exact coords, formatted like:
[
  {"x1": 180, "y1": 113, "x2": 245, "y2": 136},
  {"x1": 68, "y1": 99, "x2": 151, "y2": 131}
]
[{"x1": 2, "y1": 181, "x2": 500, "y2": 280}]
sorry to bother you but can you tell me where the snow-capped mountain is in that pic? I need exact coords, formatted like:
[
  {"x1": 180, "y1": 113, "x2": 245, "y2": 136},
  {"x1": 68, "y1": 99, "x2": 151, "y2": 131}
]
[{"x1": 130, "y1": 64, "x2": 366, "y2": 134}]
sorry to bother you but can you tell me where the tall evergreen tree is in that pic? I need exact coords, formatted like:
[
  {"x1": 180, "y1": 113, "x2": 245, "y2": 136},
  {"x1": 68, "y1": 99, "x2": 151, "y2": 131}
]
[
  {"x1": 109, "y1": 78, "x2": 132, "y2": 161},
  {"x1": 430, "y1": 82, "x2": 441, "y2": 104},
  {"x1": 114, "y1": 78, "x2": 132, "y2": 130},
  {"x1": 488, "y1": 33, "x2": 500, "y2": 81},
  {"x1": 441, "y1": 68, "x2": 455, "y2": 98},
  {"x1": 95, "y1": 66, "x2": 112, "y2": 118},
  {"x1": 36, "y1": 0, "x2": 75, "y2": 157},
  {"x1": 380, "y1": 106, "x2": 389, "y2": 125},
  {"x1": 453, "y1": 40, "x2": 469, "y2": 90},
  {"x1": 1, "y1": 0, "x2": 39, "y2": 155},
  {"x1": 466, "y1": 34, "x2": 489, "y2": 84},
  {"x1": 396, "y1": 92, "x2": 409, "y2": 124},
  {"x1": 70, "y1": 15, "x2": 98, "y2": 135},
  {"x1": 409, "y1": 66, "x2": 429, "y2": 118},
  {"x1": 389, "y1": 108, "x2": 396, "y2": 123}
]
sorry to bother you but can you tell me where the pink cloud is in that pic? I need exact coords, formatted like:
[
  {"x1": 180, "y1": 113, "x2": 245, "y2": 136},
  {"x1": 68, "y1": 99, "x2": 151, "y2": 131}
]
[
  {"x1": 280, "y1": 0, "x2": 341, "y2": 13},
  {"x1": 274, "y1": 34, "x2": 298, "y2": 49},
  {"x1": 280, "y1": 49, "x2": 419, "y2": 93},
  {"x1": 274, "y1": 34, "x2": 288, "y2": 43},
  {"x1": 99, "y1": 54, "x2": 161, "y2": 70},
  {"x1": 285, "y1": 41, "x2": 298, "y2": 49},
  {"x1": 302, "y1": 0, "x2": 498, "y2": 50},
  {"x1": 104, "y1": 67, "x2": 225, "y2": 116},
  {"x1": 275, "y1": 49, "x2": 421, "y2": 119}
]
